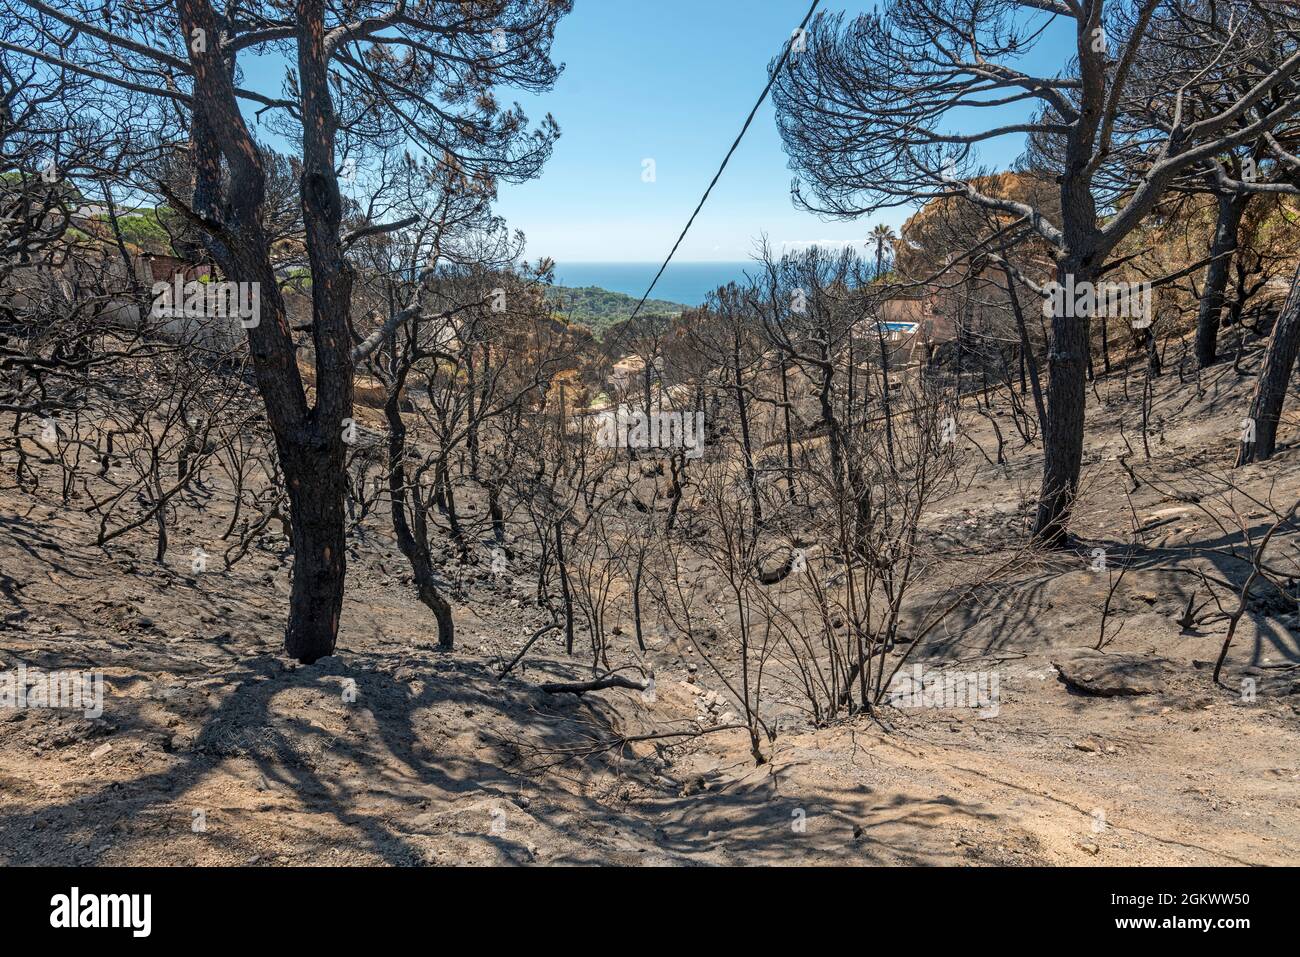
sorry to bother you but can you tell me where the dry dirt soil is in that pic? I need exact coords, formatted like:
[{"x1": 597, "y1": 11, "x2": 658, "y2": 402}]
[{"x1": 1, "y1": 349, "x2": 1298, "y2": 866}]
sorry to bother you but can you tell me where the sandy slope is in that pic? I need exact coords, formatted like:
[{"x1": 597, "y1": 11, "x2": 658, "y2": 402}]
[{"x1": 1, "y1": 350, "x2": 1297, "y2": 866}]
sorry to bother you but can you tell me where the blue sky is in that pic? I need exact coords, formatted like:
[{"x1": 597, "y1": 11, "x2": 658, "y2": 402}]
[
  {"x1": 236, "y1": 1, "x2": 1071, "y2": 264},
  {"x1": 496, "y1": 1, "x2": 888, "y2": 263},
  {"x1": 493, "y1": 0, "x2": 1070, "y2": 263}
]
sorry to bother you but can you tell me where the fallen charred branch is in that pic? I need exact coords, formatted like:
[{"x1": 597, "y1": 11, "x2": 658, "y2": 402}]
[{"x1": 538, "y1": 672, "x2": 649, "y2": 695}]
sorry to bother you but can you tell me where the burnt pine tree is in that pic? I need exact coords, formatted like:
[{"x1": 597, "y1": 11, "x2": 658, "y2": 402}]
[
  {"x1": 1119, "y1": 9, "x2": 1300, "y2": 369},
  {"x1": 772, "y1": 0, "x2": 1300, "y2": 543},
  {"x1": 4, "y1": 0, "x2": 569, "y2": 660}
]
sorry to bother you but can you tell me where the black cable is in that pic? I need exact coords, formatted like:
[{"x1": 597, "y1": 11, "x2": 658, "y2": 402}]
[{"x1": 626, "y1": 0, "x2": 822, "y2": 322}]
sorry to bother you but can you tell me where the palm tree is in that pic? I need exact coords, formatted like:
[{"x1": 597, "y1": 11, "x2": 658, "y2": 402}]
[{"x1": 870, "y1": 223, "x2": 895, "y2": 279}]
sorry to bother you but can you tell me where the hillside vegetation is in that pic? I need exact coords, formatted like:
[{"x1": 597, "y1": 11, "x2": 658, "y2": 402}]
[{"x1": 546, "y1": 285, "x2": 684, "y2": 335}]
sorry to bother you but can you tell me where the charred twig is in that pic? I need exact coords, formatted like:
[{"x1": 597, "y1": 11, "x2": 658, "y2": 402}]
[
  {"x1": 1213, "y1": 499, "x2": 1300, "y2": 686},
  {"x1": 497, "y1": 623, "x2": 561, "y2": 680},
  {"x1": 538, "y1": 672, "x2": 649, "y2": 695}
]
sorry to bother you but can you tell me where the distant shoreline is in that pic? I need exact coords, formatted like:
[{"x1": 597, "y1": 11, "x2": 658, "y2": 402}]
[{"x1": 552, "y1": 261, "x2": 754, "y2": 308}]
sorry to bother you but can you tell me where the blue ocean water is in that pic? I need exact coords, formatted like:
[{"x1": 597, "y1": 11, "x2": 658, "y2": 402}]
[{"x1": 552, "y1": 261, "x2": 755, "y2": 307}]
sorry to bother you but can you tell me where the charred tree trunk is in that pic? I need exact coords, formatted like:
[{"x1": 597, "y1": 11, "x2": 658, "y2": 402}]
[
  {"x1": 1195, "y1": 191, "x2": 1249, "y2": 368},
  {"x1": 180, "y1": 0, "x2": 353, "y2": 663},
  {"x1": 873, "y1": 318, "x2": 896, "y2": 469},
  {"x1": 666, "y1": 450, "x2": 684, "y2": 531},
  {"x1": 465, "y1": 344, "x2": 480, "y2": 480},
  {"x1": 779, "y1": 354, "x2": 796, "y2": 503},
  {"x1": 1001, "y1": 264, "x2": 1047, "y2": 437},
  {"x1": 441, "y1": 463, "x2": 471, "y2": 562},
  {"x1": 555, "y1": 520, "x2": 575, "y2": 654},
  {"x1": 731, "y1": 327, "x2": 762, "y2": 525},
  {"x1": 486, "y1": 479, "x2": 508, "y2": 548},
  {"x1": 1033, "y1": 257, "x2": 1096, "y2": 545},
  {"x1": 1099, "y1": 315, "x2": 1110, "y2": 374},
  {"x1": 283, "y1": 439, "x2": 349, "y2": 660},
  {"x1": 384, "y1": 379, "x2": 454, "y2": 649},
  {"x1": 1238, "y1": 266, "x2": 1300, "y2": 465},
  {"x1": 631, "y1": 557, "x2": 646, "y2": 652}
]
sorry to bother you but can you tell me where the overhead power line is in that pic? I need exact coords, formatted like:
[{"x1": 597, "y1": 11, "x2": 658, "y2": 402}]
[{"x1": 626, "y1": 0, "x2": 823, "y2": 323}]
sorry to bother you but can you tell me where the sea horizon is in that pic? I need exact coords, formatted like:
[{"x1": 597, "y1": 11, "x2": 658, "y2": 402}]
[{"x1": 551, "y1": 261, "x2": 758, "y2": 308}]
